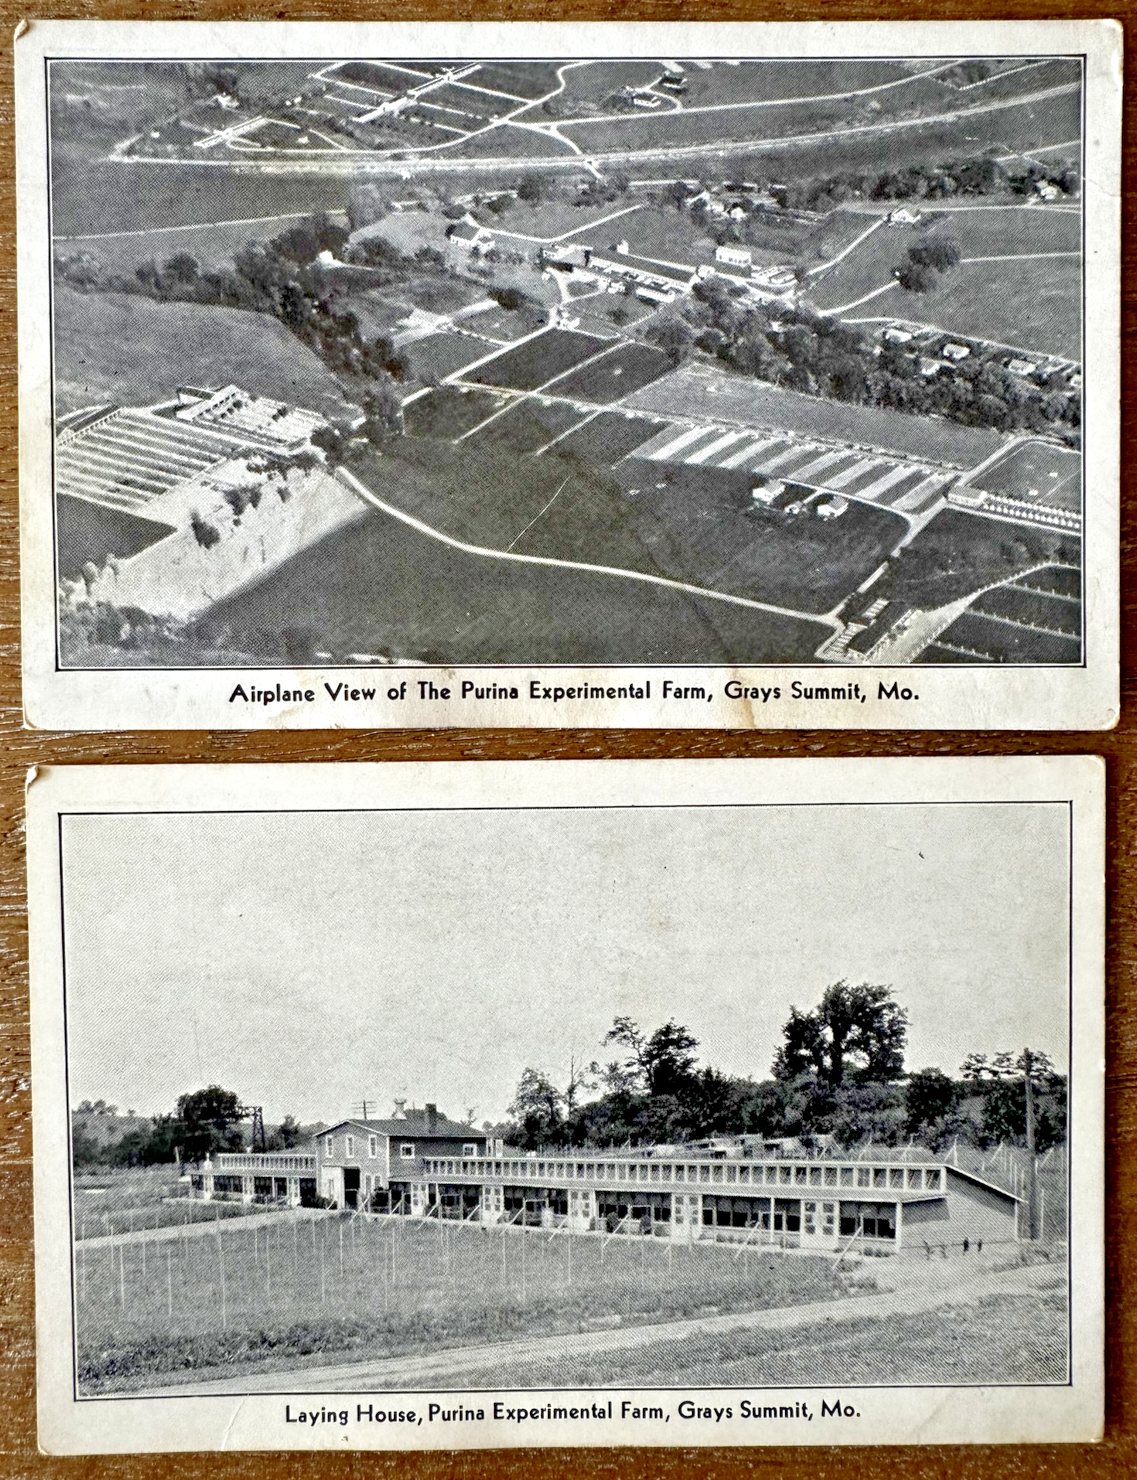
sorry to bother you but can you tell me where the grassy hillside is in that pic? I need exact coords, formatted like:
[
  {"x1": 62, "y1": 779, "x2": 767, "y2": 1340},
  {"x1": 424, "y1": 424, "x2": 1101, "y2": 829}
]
[{"x1": 52, "y1": 285, "x2": 355, "y2": 419}]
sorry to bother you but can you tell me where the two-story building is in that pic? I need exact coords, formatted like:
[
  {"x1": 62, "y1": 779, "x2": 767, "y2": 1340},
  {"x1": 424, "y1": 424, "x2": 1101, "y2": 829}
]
[
  {"x1": 192, "y1": 1102, "x2": 489, "y2": 1211},
  {"x1": 317, "y1": 1103, "x2": 489, "y2": 1211}
]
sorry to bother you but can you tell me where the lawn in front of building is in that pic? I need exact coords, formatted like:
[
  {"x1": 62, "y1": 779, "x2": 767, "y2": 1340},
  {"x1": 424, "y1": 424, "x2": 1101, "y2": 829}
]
[{"x1": 77, "y1": 1214, "x2": 853, "y2": 1393}]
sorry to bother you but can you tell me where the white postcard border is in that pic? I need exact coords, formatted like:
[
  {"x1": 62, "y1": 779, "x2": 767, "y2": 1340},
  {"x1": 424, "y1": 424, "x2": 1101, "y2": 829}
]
[
  {"x1": 16, "y1": 20, "x2": 1121, "y2": 730},
  {"x1": 28, "y1": 756, "x2": 1105, "y2": 1452}
]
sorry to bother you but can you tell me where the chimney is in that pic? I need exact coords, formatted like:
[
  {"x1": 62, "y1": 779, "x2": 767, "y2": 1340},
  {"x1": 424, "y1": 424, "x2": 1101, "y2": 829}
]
[
  {"x1": 392, "y1": 1099, "x2": 407, "y2": 1120},
  {"x1": 426, "y1": 1102, "x2": 438, "y2": 1132}
]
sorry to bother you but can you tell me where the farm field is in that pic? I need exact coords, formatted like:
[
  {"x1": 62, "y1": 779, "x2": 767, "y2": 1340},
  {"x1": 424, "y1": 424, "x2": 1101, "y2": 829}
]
[
  {"x1": 325, "y1": 60, "x2": 427, "y2": 95},
  {"x1": 50, "y1": 157, "x2": 352, "y2": 237},
  {"x1": 203, "y1": 486, "x2": 830, "y2": 667},
  {"x1": 881, "y1": 507, "x2": 1080, "y2": 609},
  {"x1": 403, "y1": 385, "x2": 508, "y2": 439},
  {"x1": 51, "y1": 286, "x2": 356, "y2": 420},
  {"x1": 625, "y1": 364, "x2": 1007, "y2": 466},
  {"x1": 561, "y1": 97, "x2": 866, "y2": 155},
  {"x1": 805, "y1": 205, "x2": 1081, "y2": 319},
  {"x1": 972, "y1": 581, "x2": 1080, "y2": 638},
  {"x1": 546, "y1": 342, "x2": 673, "y2": 404},
  {"x1": 423, "y1": 81, "x2": 518, "y2": 122},
  {"x1": 464, "y1": 397, "x2": 586, "y2": 453},
  {"x1": 557, "y1": 411, "x2": 668, "y2": 465},
  {"x1": 894, "y1": 255, "x2": 1081, "y2": 359},
  {"x1": 453, "y1": 124, "x2": 578, "y2": 159},
  {"x1": 465, "y1": 328, "x2": 610, "y2": 391},
  {"x1": 973, "y1": 441, "x2": 1081, "y2": 509},
  {"x1": 52, "y1": 212, "x2": 343, "y2": 275},
  {"x1": 515, "y1": 459, "x2": 906, "y2": 614},
  {"x1": 473, "y1": 196, "x2": 650, "y2": 243},
  {"x1": 744, "y1": 95, "x2": 1082, "y2": 191},
  {"x1": 468, "y1": 62, "x2": 565, "y2": 100},
  {"x1": 670, "y1": 58, "x2": 919, "y2": 107},
  {"x1": 396, "y1": 331, "x2": 499, "y2": 382},
  {"x1": 433, "y1": 1286, "x2": 1068, "y2": 1390},
  {"x1": 934, "y1": 608, "x2": 1080, "y2": 663},
  {"x1": 520, "y1": 61, "x2": 663, "y2": 116},
  {"x1": 77, "y1": 1214, "x2": 850, "y2": 1394}
]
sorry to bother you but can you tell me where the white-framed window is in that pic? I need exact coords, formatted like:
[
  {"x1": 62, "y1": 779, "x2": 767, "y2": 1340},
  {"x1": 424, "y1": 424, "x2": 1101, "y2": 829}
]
[
  {"x1": 462, "y1": 1143, "x2": 477, "y2": 1158},
  {"x1": 368, "y1": 1135, "x2": 378, "y2": 1159},
  {"x1": 400, "y1": 1142, "x2": 415, "y2": 1159},
  {"x1": 345, "y1": 1135, "x2": 354, "y2": 1158},
  {"x1": 325, "y1": 1135, "x2": 334, "y2": 1158}
]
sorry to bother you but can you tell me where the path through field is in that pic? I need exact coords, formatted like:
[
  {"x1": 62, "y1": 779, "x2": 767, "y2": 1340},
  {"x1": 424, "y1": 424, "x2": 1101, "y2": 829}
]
[{"x1": 136, "y1": 1257, "x2": 1059, "y2": 1395}]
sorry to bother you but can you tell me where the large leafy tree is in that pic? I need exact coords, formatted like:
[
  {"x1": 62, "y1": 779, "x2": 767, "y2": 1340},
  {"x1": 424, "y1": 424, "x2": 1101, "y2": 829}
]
[
  {"x1": 773, "y1": 981, "x2": 908, "y2": 1088},
  {"x1": 176, "y1": 1086, "x2": 245, "y2": 1161},
  {"x1": 904, "y1": 1067, "x2": 959, "y2": 1138},
  {"x1": 603, "y1": 1017, "x2": 699, "y2": 1098},
  {"x1": 508, "y1": 1068, "x2": 565, "y2": 1150}
]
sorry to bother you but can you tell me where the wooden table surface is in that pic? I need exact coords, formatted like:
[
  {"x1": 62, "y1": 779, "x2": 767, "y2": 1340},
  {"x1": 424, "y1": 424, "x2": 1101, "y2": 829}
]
[{"x1": 0, "y1": 2, "x2": 1132, "y2": 1473}]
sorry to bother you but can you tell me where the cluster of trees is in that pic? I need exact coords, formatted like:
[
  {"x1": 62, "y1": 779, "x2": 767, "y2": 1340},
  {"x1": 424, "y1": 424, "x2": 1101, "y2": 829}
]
[
  {"x1": 740, "y1": 154, "x2": 1079, "y2": 216},
  {"x1": 55, "y1": 213, "x2": 437, "y2": 390},
  {"x1": 72, "y1": 1086, "x2": 304, "y2": 1171},
  {"x1": 895, "y1": 235, "x2": 963, "y2": 294},
  {"x1": 647, "y1": 279, "x2": 1078, "y2": 442},
  {"x1": 504, "y1": 981, "x2": 1067, "y2": 1156}
]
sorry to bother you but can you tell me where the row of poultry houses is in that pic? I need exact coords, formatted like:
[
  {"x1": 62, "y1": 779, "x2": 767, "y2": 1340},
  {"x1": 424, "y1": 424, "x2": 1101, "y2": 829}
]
[{"x1": 189, "y1": 1103, "x2": 1027, "y2": 1255}]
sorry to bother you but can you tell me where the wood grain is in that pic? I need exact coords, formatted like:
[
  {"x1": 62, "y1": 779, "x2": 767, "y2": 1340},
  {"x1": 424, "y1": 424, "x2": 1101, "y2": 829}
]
[{"x1": 0, "y1": 2, "x2": 1132, "y2": 1472}]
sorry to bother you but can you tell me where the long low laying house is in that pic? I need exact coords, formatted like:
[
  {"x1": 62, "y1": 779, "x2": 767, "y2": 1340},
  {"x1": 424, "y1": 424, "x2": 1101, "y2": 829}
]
[
  {"x1": 55, "y1": 384, "x2": 365, "y2": 622},
  {"x1": 190, "y1": 1101, "x2": 1027, "y2": 1256}
]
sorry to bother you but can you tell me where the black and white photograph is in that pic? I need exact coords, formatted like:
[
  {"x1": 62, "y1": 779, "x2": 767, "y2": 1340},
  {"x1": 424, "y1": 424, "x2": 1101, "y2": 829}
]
[
  {"x1": 28, "y1": 759, "x2": 1104, "y2": 1452},
  {"x1": 16, "y1": 20, "x2": 1120, "y2": 730}
]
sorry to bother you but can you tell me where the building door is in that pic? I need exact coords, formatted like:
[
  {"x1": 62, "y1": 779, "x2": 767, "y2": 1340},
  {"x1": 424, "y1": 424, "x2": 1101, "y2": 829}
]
[{"x1": 343, "y1": 1167, "x2": 361, "y2": 1209}]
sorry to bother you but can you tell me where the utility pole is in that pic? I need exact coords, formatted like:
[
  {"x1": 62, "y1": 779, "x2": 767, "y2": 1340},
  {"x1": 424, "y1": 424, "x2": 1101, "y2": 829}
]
[{"x1": 1024, "y1": 1049, "x2": 1039, "y2": 1241}]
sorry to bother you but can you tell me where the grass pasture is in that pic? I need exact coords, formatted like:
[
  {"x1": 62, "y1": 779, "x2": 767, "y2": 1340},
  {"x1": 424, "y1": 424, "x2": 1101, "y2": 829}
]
[
  {"x1": 403, "y1": 385, "x2": 508, "y2": 439},
  {"x1": 468, "y1": 62, "x2": 565, "y2": 100},
  {"x1": 671, "y1": 59, "x2": 916, "y2": 108},
  {"x1": 56, "y1": 495, "x2": 173, "y2": 582},
  {"x1": 53, "y1": 213, "x2": 335, "y2": 276},
  {"x1": 974, "y1": 441, "x2": 1081, "y2": 509},
  {"x1": 900, "y1": 256, "x2": 1081, "y2": 359},
  {"x1": 523, "y1": 460, "x2": 907, "y2": 614},
  {"x1": 206, "y1": 451, "x2": 830, "y2": 666},
  {"x1": 50, "y1": 158, "x2": 352, "y2": 238},
  {"x1": 625, "y1": 364, "x2": 1006, "y2": 467},
  {"x1": 76, "y1": 1213, "x2": 851, "y2": 1393},
  {"x1": 557, "y1": 411, "x2": 667, "y2": 465},
  {"x1": 464, "y1": 397, "x2": 587, "y2": 453},
  {"x1": 51, "y1": 286, "x2": 356, "y2": 420},
  {"x1": 438, "y1": 1285, "x2": 1068, "y2": 1390},
  {"x1": 883, "y1": 507, "x2": 1080, "y2": 609}
]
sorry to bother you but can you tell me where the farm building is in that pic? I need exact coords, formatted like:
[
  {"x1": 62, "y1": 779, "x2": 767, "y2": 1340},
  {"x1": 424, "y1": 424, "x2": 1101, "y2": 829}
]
[
  {"x1": 715, "y1": 244, "x2": 753, "y2": 270},
  {"x1": 447, "y1": 219, "x2": 496, "y2": 256},
  {"x1": 191, "y1": 1113, "x2": 1025, "y2": 1255},
  {"x1": 55, "y1": 384, "x2": 365, "y2": 619}
]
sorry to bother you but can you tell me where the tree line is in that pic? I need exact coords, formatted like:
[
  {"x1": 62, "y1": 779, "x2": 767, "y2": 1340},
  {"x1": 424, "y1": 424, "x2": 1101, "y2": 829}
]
[
  {"x1": 647, "y1": 277, "x2": 1079, "y2": 443},
  {"x1": 72, "y1": 1086, "x2": 304, "y2": 1171},
  {"x1": 503, "y1": 980, "x2": 1067, "y2": 1156}
]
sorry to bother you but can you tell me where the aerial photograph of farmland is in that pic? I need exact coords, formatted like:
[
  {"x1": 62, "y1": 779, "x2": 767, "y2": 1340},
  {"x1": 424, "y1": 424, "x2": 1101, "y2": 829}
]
[{"x1": 49, "y1": 53, "x2": 1084, "y2": 668}]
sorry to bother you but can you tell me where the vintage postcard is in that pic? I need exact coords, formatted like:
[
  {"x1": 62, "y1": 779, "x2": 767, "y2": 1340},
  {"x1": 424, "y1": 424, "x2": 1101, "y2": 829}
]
[
  {"x1": 29, "y1": 757, "x2": 1104, "y2": 1451},
  {"x1": 17, "y1": 20, "x2": 1120, "y2": 729}
]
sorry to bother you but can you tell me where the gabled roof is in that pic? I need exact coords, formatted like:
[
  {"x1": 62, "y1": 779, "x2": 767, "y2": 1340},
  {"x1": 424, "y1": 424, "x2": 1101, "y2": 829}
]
[{"x1": 321, "y1": 1113, "x2": 483, "y2": 1140}]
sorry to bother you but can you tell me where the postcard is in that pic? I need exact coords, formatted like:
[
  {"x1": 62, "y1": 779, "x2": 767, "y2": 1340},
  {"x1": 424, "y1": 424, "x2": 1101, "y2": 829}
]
[
  {"x1": 28, "y1": 757, "x2": 1104, "y2": 1449},
  {"x1": 17, "y1": 20, "x2": 1120, "y2": 728}
]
